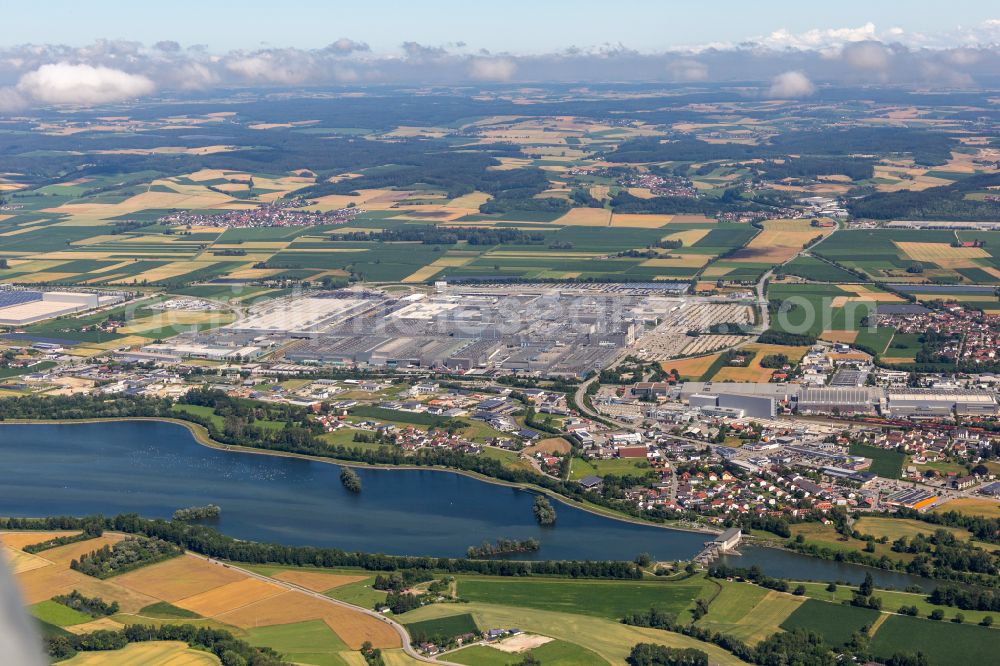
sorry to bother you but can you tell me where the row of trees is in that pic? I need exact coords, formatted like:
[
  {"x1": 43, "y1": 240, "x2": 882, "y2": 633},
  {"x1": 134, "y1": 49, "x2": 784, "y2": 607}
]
[
  {"x1": 52, "y1": 590, "x2": 119, "y2": 618},
  {"x1": 4, "y1": 514, "x2": 644, "y2": 579},
  {"x1": 45, "y1": 623, "x2": 289, "y2": 665},
  {"x1": 466, "y1": 538, "x2": 540, "y2": 558}
]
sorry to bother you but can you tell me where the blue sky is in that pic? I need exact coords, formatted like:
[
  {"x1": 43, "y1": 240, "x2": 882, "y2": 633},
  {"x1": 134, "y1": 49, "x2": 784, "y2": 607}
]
[{"x1": 5, "y1": 0, "x2": 998, "y2": 52}]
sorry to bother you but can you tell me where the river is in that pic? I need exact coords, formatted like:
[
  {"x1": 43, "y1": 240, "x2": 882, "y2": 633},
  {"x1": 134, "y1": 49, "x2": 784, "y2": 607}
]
[{"x1": 0, "y1": 421, "x2": 939, "y2": 588}]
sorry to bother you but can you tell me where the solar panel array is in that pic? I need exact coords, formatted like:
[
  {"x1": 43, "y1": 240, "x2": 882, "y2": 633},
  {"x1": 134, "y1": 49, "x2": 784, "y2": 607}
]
[{"x1": 0, "y1": 291, "x2": 42, "y2": 310}]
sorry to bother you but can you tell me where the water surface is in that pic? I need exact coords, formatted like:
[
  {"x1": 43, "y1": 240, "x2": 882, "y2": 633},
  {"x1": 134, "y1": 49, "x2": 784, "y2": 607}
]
[{"x1": 0, "y1": 422, "x2": 709, "y2": 560}]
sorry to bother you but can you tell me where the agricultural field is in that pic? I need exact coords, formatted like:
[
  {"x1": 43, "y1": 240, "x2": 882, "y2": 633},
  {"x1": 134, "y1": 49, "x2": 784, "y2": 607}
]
[
  {"x1": 696, "y1": 582, "x2": 804, "y2": 644},
  {"x1": 812, "y1": 229, "x2": 1000, "y2": 284},
  {"x1": 399, "y1": 600, "x2": 747, "y2": 666},
  {"x1": 728, "y1": 219, "x2": 832, "y2": 265},
  {"x1": 568, "y1": 456, "x2": 655, "y2": 480},
  {"x1": 2, "y1": 531, "x2": 400, "y2": 665},
  {"x1": 706, "y1": 343, "x2": 809, "y2": 382},
  {"x1": 779, "y1": 599, "x2": 880, "y2": 647},
  {"x1": 797, "y1": 581, "x2": 999, "y2": 626},
  {"x1": 661, "y1": 353, "x2": 724, "y2": 381},
  {"x1": 932, "y1": 497, "x2": 1000, "y2": 518},
  {"x1": 767, "y1": 282, "x2": 904, "y2": 352},
  {"x1": 849, "y1": 442, "x2": 905, "y2": 479},
  {"x1": 455, "y1": 576, "x2": 711, "y2": 620},
  {"x1": 61, "y1": 641, "x2": 221, "y2": 665},
  {"x1": 448, "y1": 638, "x2": 606, "y2": 666},
  {"x1": 869, "y1": 614, "x2": 1000, "y2": 664},
  {"x1": 853, "y1": 516, "x2": 972, "y2": 542}
]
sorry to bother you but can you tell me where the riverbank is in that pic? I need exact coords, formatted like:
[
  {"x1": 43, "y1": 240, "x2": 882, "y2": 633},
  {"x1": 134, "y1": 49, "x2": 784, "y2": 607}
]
[{"x1": 0, "y1": 417, "x2": 717, "y2": 538}]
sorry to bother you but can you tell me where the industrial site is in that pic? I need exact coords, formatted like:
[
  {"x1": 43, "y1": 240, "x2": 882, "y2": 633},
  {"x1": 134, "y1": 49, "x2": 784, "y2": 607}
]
[{"x1": 131, "y1": 282, "x2": 753, "y2": 377}]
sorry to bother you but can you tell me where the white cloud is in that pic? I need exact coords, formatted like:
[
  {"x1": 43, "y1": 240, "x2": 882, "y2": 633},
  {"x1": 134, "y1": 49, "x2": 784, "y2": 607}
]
[
  {"x1": 768, "y1": 70, "x2": 815, "y2": 97},
  {"x1": 0, "y1": 86, "x2": 28, "y2": 111},
  {"x1": 841, "y1": 40, "x2": 892, "y2": 71},
  {"x1": 16, "y1": 62, "x2": 154, "y2": 105},
  {"x1": 225, "y1": 53, "x2": 310, "y2": 84},
  {"x1": 467, "y1": 57, "x2": 516, "y2": 81},
  {"x1": 667, "y1": 59, "x2": 708, "y2": 81},
  {"x1": 761, "y1": 22, "x2": 879, "y2": 50}
]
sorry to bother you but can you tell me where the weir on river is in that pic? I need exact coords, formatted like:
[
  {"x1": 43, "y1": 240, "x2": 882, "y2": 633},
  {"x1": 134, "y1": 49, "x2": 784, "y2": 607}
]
[{"x1": 693, "y1": 527, "x2": 742, "y2": 565}]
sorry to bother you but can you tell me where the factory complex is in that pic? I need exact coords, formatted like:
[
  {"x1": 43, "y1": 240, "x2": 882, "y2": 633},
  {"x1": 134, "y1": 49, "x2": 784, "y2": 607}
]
[
  {"x1": 144, "y1": 284, "x2": 752, "y2": 378},
  {"x1": 0, "y1": 288, "x2": 127, "y2": 326}
]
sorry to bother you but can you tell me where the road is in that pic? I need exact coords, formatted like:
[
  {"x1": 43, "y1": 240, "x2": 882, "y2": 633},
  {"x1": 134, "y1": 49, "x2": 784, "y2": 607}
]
[
  {"x1": 188, "y1": 553, "x2": 464, "y2": 666},
  {"x1": 755, "y1": 268, "x2": 773, "y2": 334}
]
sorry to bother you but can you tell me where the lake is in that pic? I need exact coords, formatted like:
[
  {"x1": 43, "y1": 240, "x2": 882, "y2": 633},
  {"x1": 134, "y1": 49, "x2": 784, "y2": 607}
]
[
  {"x1": 0, "y1": 421, "x2": 709, "y2": 561},
  {"x1": 0, "y1": 421, "x2": 939, "y2": 589}
]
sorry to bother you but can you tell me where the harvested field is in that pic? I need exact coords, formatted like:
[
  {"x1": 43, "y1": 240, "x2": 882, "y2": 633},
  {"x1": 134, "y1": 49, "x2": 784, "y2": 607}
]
[
  {"x1": 640, "y1": 254, "x2": 710, "y2": 268},
  {"x1": 669, "y1": 214, "x2": 716, "y2": 224},
  {"x1": 2, "y1": 546, "x2": 50, "y2": 574},
  {"x1": 894, "y1": 242, "x2": 990, "y2": 268},
  {"x1": 11, "y1": 561, "x2": 82, "y2": 604},
  {"x1": 216, "y1": 590, "x2": 401, "y2": 649},
  {"x1": 551, "y1": 208, "x2": 612, "y2": 226},
  {"x1": 54, "y1": 575, "x2": 159, "y2": 614},
  {"x1": 43, "y1": 535, "x2": 124, "y2": 567},
  {"x1": 610, "y1": 213, "x2": 674, "y2": 228},
  {"x1": 61, "y1": 641, "x2": 221, "y2": 665},
  {"x1": 523, "y1": 438, "x2": 572, "y2": 456},
  {"x1": 0, "y1": 531, "x2": 81, "y2": 551},
  {"x1": 819, "y1": 330, "x2": 858, "y2": 343},
  {"x1": 661, "y1": 353, "x2": 723, "y2": 380},
  {"x1": 730, "y1": 219, "x2": 832, "y2": 264},
  {"x1": 114, "y1": 554, "x2": 244, "y2": 602},
  {"x1": 663, "y1": 229, "x2": 711, "y2": 245},
  {"x1": 175, "y1": 578, "x2": 285, "y2": 617},
  {"x1": 272, "y1": 570, "x2": 368, "y2": 593},
  {"x1": 64, "y1": 617, "x2": 125, "y2": 635},
  {"x1": 932, "y1": 497, "x2": 1000, "y2": 518},
  {"x1": 448, "y1": 191, "x2": 492, "y2": 208},
  {"x1": 711, "y1": 343, "x2": 809, "y2": 382},
  {"x1": 401, "y1": 263, "x2": 447, "y2": 283},
  {"x1": 114, "y1": 261, "x2": 220, "y2": 284},
  {"x1": 493, "y1": 633, "x2": 554, "y2": 653},
  {"x1": 838, "y1": 285, "x2": 904, "y2": 302}
]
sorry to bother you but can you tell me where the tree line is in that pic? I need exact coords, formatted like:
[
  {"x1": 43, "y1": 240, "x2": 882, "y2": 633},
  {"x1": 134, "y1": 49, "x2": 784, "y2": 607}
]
[{"x1": 2, "y1": 514, "x2": 644, "y2": 580}]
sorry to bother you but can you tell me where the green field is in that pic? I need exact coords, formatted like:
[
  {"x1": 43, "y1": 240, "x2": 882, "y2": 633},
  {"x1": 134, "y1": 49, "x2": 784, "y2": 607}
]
[
  {"x1": 137, "y1": 602, "x2": 202, "y2": 619},
  {"x1": 29, "y1": 600, "x2": 93, "y2": 627},
  {"x1": 0, "y1": 361, "x2": 57, "y2": 379},
  {"x1": 399, "y1": 601, "x2": 747, "y2": 666},
  {"x1": 456, "y1": 577, "x2": 708, "y2": 620},
  {"x1": 403, "y1": 613, "x2": 479, "y2": 641},
  {"x1": 849, "y1": 442, "x2": 905, "y2": 479},
  {"x1": 780, "y1": 599, "x2": 879, "y2": 647},
  {"x1": 247, "y1": 619, "x2": 351, "y2": 666},
  {"x1": 798, "y1": 582, "x2": 997, "y2": 626},
  {"x1": 779, "y1": 256, "x2": 860, "y2": 282},
  {"x1": 568, "y1": 456, "x2": 654, "y2": 480},
  {"x1": 870, "y1": 614, "x2": 1000, "y2": 665}
]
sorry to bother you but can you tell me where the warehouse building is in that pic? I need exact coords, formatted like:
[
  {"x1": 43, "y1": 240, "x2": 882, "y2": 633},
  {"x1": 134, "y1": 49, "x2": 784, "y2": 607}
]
[
  {"x1": 679, "y1": 382, "x2": 796, "y2": 401},
  {"x1": 797, "y1": 387, "x2": 877, "y2": 414},
  {"x1": 885, "y1": 389, "x2": 999, "y2": 418},
  {"x1": 0, "y1": 290, "x2": 125, "y2": 326},
  {"x1": 685, "y1": 390, "x2": 775, "y2": 418}
]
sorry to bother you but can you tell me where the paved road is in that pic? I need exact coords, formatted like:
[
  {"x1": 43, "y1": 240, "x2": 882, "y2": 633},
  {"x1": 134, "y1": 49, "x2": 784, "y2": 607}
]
[{"x1": 188, "y1": 553, "x2": 464, "y2": 666}]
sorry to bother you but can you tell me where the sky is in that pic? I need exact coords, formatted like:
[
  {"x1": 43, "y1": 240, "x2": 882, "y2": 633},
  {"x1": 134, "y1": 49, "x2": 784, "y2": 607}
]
[
  {"x1": 4, "y1": 0, "x2": 1000, "y2": 53},
  {"x1": 2, "y1": 2, "x2": 1000, "y2": 110}
]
